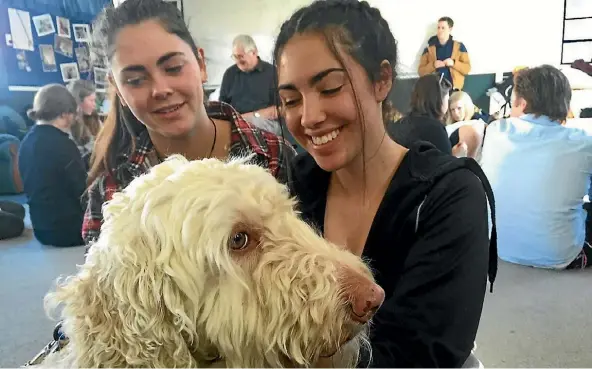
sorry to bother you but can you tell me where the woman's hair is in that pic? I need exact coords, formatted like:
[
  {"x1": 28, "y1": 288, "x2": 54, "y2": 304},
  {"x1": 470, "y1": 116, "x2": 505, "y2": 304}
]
[
  {"x1": 447, "y1": 90, "x2": 475, "y2": 123},
  {"x1": 513, "y1": 64, "x2": 571, "y2": 122},
  {"x1": 27, "y1": 84, "x2": 77, "y2": 122},
  {"x1": 68, "y1": 80, "x2": 101, "y2": 146},
  {"x1": 409, "y1": 74, "x2": 451, "y2": 121},
  {"x1": 273, "y1": 0, "x2": 399, "y2": 127},
  {"x1": 67, "y1": 80, "x2": 96, "y2": 106},
  {"x1": 88, "y1": 0, "x2": 200, "y2": 186}
]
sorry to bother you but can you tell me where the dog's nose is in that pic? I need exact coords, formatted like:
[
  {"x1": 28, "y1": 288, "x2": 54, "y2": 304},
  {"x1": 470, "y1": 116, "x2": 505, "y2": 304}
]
[{"x1": 350, "y1": 283, "x2": 385, "y2": 323}]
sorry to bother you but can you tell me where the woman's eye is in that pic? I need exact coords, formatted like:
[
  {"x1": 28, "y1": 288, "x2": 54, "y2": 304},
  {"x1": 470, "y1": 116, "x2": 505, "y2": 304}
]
[
  {"x1": 283, "y1": 99, "x2": 299, "y2": 107},
  {"x1": 321, "y1": 85, "x2": 343, "y2": 95},
  {"x1": 124, "y1": 76, "x2": 144, "y2": 86},
  {"x1": 229, "y1": 232, "x2": 249, "y2": 250},
  {"x1": 165, "y1": 65, "x2": 183, "y2": 74}
]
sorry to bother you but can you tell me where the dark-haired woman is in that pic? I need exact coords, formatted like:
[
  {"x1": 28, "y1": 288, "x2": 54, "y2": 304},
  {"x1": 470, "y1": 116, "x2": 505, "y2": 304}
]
[
  {"x1": 67, "y1": 80, "x2": 102, "y2": 168},
  {"x1": 388, "y1": 73, "x2": 453, "y2": 154},
  {"x1": 275, "y1": 0, "x2": 497, "y2": 367},
  {"x1": 18, "y1": 84, "x2": 87, "y2": 246},
  {"x1": 82, "y1": 0, "x2": 295, "y2": 246}
]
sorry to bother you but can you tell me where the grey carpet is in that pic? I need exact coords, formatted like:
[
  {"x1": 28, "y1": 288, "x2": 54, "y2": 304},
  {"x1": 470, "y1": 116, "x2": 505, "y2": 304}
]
[{"x1": 0, "y1": 201, "x2": 590, "y2": 367}]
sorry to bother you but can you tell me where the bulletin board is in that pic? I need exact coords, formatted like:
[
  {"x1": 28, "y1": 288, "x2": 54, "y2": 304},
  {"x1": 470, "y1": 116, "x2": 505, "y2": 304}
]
[{"x1": 0, "y1": 0, "x2": 111, "y2": 91}]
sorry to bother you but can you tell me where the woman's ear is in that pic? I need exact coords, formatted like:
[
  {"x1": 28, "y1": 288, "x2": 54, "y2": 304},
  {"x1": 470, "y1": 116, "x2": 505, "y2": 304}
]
[
  {"x1": 374, "y1": 60, "x2": 393, "y2": 103},
  {"x1": 198, "y1": 48, "x2": 208, "y2": 84}
]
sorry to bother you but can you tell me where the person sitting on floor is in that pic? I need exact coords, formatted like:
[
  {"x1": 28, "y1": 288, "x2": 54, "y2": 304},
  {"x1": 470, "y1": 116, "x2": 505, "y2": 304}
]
[
  {"x1": 68, "y1": 80, "x2": 102, "y2": 169},
  {"x1": 481, "y1": 65, "x2": 592, "y2": 269},
  {"x1": 18, "y1": 84, "x2": 87, "y2": 247},
  {"x1": 387, "y1": 74, "x2": 453, "y2": 154},
  {"x1": 448, "y1": 91, "x2": 490, "y2": 124},
  {"x1": 0, "y1": 200, "x2": 25, "y2": 240}
]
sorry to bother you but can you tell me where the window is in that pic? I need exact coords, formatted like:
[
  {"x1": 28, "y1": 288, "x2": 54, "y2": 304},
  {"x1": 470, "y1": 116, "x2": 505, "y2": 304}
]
[{"x1": 561, "y1": 0, "x2": 592, "y2": 64}]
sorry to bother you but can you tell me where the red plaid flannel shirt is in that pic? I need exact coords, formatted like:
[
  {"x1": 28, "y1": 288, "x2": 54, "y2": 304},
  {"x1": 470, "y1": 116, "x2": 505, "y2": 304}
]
[{"x1": 82, "y1": 101, "x2": 296, "y2": 245}]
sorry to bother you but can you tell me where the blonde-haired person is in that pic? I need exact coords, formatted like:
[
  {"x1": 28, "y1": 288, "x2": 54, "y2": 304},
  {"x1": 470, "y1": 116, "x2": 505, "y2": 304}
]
[
  {"x1": 448, "y1": 91, "x2": 489, "y2": 124},
  {"x1": 446, "y1": 91, "x2": 488, "y2": 161}
]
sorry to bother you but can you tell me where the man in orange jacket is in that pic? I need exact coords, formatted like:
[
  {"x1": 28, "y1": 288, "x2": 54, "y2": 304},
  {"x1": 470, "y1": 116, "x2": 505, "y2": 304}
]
[{"x1": 418, "y1": 17, "x2": 471, "y2": 90}]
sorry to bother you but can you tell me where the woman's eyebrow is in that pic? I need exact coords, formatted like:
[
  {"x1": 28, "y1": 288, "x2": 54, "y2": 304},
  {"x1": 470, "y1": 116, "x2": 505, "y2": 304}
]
[
  {"x1": 278, "y1": 67, "x2": 345, "y2": 91},
  {"x1": 120, "y1": 51, "x2": 184, "y2": 73}
]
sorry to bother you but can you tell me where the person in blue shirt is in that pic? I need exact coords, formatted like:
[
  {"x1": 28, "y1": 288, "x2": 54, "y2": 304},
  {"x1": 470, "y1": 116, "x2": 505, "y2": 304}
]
[{"x1": 481, "y1": 65, "x2": 592, "y2": 269}]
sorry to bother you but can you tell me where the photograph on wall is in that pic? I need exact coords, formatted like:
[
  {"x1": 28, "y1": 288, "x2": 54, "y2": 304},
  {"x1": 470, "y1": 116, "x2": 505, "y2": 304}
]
[
  {"x1": 54, "y1": 34, "x2": 73, "y2": 57},
  {"x1": 8, "y1": 8, "x2": 34, "y2": 51},
  {"x1": 163, "y1": 0, "x2": 184, "y2": 17},
  {"x1": 39, "y1": 44, "x2": 57, "y2": 72},
  {"x1": 56, "y1": 16, "x2": 71, "y2": 38},
  {"x1": 16, "y1": 50, "x2": 31, "y2": 72},
  {"x1": 60, "y1": 62, "x2": 80, "y2": 82},
  {"x1": 75, "y1": 46, "x2": 90, "y2": 73},
  {"x1": 73, "y1": 24, "x2": 91, "y2": 43},
  {"x1": 94, "y1": 67, "x2": 108, "y2": 86},
  {"x1": 32, "y1": 14, "x2": 55, "y2": 37}
]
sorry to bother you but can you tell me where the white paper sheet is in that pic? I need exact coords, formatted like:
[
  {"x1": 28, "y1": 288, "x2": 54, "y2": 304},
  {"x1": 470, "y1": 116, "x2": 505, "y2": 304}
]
[
  {"x1": 32, "y1": 14, "x2": 55, "y2": 37},
  {"x1": 8, "y1": 8, "x2": 34, "y2": 51},
  {"x1": 566, "y1": 0, "x2": 592, "y2": 18}
]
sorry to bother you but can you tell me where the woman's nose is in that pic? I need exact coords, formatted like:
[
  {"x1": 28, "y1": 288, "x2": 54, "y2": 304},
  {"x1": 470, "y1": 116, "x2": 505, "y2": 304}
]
[
  {"x1": 151, "y1": 75, "x2": 173, "y2": 99},
  {"x1": 300, "y1": 96, "x2": 326, "y2": 129}
]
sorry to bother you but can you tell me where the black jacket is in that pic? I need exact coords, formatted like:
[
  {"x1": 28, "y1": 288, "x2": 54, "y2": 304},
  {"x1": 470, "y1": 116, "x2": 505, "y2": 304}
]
[
  {"x1": 388, "y1": 115, "x2": 452, "y2": 154},
  {"x1": 288, "y1": 142, "x2": 497, "y2": 368},
  {"x1": 18, "y1": 125, "x2": 86, "y2": 231}
]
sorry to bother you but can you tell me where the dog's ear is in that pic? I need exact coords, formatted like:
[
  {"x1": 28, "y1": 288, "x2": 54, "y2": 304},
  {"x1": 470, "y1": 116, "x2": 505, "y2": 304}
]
[{"x1": 45, "y1": 243, "x2": 214, "y2": 367}]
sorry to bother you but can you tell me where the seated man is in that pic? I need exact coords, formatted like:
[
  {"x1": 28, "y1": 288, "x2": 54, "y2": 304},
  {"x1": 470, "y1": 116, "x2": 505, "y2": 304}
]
[
  {"x1": 481, "y1": 65, "x2": 592, "y2": 269},
  {"x1": 418, "y1": 17, "x2": 471, "y2": 90},
  {"x1": 219, "y1": 35, "x2": 280, "y2": 135},
  {"x1": 18, "y1": 84, "x2": 87, "y2": 247}
]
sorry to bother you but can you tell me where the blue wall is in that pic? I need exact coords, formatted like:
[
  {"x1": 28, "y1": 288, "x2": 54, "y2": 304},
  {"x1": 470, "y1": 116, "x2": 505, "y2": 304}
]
[{"x1": 0, "y1": 0, "x2": 110, "y2": 106}]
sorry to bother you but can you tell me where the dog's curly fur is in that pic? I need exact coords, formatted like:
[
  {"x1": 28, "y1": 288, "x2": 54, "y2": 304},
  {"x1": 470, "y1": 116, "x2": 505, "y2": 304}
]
[{"x1": 43, "y1": 155, "x2": 379, "y2": 368}]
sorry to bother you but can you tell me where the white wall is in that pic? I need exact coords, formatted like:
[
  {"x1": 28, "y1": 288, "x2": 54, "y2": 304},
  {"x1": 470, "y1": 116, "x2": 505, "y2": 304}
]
[{"x1": 185, "y1": 0, "x2": 565, "y2": 86}]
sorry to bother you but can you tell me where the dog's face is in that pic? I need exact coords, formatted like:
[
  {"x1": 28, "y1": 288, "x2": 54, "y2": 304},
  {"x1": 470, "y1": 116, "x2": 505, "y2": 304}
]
[{"x1": 55, "y1": 155, "x2": 384, "y2": 367}]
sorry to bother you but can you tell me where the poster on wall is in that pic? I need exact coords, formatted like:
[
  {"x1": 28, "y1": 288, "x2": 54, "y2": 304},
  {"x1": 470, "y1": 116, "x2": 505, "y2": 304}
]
[
  {"x1": 75, "y1": 46, "x2": 90, "y2": 73},
  {"x1": 8, "y1": 8, "x2": 34, "y2": 51},
  {"x1": 54, "y1": 35, "x2": 73, "y2": 57},
  {"x1": 32, "y1": 14, "x2": 55, "y2": 37},
  {"x1": 39, "y1": 44, "x2": 57, "y2": 72},
  {"x1": 16, "y1": 50, "x2": 32, "y2": 72},
  {"x1": 60, "y1": 62, "x2": 80, "y2": 82},
  {"x1": 56, "y1": 16, "x2": 71, "y2": 38},
  {"x1": 73, "y1": 24, "x2": 91, "y2": 43},
  {"x1": 94, "y1": 67, "x2": 108, "y2": 86}
]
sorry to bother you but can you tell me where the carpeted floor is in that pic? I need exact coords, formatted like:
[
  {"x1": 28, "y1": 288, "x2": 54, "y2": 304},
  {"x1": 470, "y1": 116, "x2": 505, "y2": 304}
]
[{"x1": 0, "y1": 195, "x2": 590, "y2": 367}]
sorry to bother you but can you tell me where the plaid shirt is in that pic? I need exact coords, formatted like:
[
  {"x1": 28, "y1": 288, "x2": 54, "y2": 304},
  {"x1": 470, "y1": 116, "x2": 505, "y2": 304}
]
[{"x1": 82, "y1": 101, "x2": 296, "y2": 245}]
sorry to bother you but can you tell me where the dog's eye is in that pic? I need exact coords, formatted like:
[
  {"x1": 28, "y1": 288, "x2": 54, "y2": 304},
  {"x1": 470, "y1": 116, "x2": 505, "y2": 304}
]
[{"x1": 229, "y1": 232, "x2": 249, "y2": 250}]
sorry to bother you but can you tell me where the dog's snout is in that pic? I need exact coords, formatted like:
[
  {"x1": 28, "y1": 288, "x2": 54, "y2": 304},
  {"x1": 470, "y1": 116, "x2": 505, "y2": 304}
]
[
  {"x1": 350, "y1": 283, "x2": 385, "y2": 323},
  {"x1": 340, "y1": 267, "x2": 385, "y2": 324}
]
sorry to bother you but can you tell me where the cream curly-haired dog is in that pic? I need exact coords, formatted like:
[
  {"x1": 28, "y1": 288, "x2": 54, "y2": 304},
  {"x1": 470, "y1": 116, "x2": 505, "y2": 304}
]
[{"x1": 42, "y1": 155, "x2": 384, "y2": 368}]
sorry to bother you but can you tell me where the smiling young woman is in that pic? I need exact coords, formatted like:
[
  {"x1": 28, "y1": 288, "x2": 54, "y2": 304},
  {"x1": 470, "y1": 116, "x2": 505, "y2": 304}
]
[
  {"x1": 275, "y1": 0, "x2": 498, "y2": 367},
  {"x1": 82, "y1": 0, "x2": 295, "y2": 247}
]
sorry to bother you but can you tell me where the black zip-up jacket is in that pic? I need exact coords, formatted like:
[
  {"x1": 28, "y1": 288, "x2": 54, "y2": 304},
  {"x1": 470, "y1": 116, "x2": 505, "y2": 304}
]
[{"x1": 288, "y1": 142, "x2": 497, "y2": 368}]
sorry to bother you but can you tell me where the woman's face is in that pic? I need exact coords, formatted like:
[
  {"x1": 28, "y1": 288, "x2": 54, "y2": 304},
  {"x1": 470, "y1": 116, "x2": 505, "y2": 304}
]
[
  {"x1": 81, "y1": 93, "x2": 96, "y2": 115},
  {"x1": 110, "y1": 20, "x2": 207, "y2": 139},
  {"x1": 450, "y1": 100, "x2": 465, "y2": 122},
  {"x1": 277, "y1": 33, "x2": 390, "y2": 172}
]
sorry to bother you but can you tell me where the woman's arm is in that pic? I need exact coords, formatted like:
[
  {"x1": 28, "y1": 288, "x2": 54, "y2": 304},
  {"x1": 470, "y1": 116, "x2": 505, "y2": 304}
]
[{"x1": 368, "y1": 168, "x2": 489, "y2": 368}]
